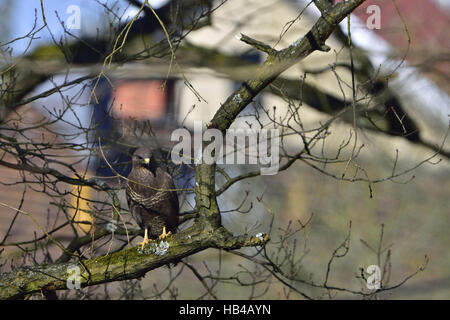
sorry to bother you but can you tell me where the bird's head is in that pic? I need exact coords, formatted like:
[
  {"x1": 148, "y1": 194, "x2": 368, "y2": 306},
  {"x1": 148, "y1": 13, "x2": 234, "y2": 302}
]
[{"x1": 132, "y1": 148, "x2": 153, "y2": 170}]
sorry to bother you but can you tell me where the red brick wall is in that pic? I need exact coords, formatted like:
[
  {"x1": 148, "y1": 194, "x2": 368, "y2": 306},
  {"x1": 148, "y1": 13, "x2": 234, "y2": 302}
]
[{"x1": 333, "y1": 0, "x2": 449, "y2": 91}]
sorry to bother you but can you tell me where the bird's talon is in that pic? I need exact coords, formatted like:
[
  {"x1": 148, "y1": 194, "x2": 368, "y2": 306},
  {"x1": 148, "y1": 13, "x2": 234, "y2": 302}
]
[
  {"x1": 139, "y1": 228, "x2": 152, "y2": 249},
  {"x1": 158, "y1": 226, "x2": 171, "y2": 240},
  {"x1": 138, "y1": 238, "x2": 151, "y2": 250}
]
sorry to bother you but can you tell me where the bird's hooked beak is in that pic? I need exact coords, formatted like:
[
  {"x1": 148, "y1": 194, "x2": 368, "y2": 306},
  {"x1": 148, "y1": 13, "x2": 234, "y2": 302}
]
[{"x1": 144, "y1": 158, "x2": 150, "y2": 165}]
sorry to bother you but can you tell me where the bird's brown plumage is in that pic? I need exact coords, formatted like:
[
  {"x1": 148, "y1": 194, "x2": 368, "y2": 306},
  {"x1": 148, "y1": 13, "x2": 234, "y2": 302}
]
[{"x1": 126, "y1": 148, "x2": 179, "y2": 239}]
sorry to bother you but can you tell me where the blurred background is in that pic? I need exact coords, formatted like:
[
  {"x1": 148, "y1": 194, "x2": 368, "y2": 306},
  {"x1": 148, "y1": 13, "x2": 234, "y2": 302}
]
[{"x1": 0, "y1": 0, "x2": 448, "y2": 299}]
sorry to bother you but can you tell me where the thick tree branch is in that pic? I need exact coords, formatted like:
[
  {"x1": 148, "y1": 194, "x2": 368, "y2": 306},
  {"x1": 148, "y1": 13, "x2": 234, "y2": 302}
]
[
  {"x1": 313, "y1": 0, "x2": 333, "y2": 15},
  {"x1": 195, "y1": 0, "x2": 366, "y2": 237},
  {"x1": 208, "y1": 0, "x2": 367, "y2": 131},
  {"x1": 193, "y1": 0, "x2": 367, "y2": 251},
  {"x1": 0, "y1": 226, "x2": 268, "y2": 299}
]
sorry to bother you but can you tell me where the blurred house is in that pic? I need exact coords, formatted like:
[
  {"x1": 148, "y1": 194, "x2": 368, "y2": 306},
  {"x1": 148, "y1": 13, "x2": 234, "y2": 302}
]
[
  {"x1": 48, "y1": 0, "x2": 450, "y2": 238},
  {"x1": 1, "y1": 0, "x2": 449, "y2": 299},
  {"x1": 2, "y1": 0, "x2": 448, "y2": 240},
  {"x1": 92, "y1": 76, "x2": 178, "y2": 178},
  {"x1": 351, "y1": 0, "x2": 449, "y2": 92},
  {"x1": 87, "y1": 0, "x2": 448, "y2": 180}
]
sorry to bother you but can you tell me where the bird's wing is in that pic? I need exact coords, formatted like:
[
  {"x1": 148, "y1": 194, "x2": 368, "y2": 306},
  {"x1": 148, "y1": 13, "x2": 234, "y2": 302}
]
[
  {"x1": 126, "y1": 184, "x2": 169, "y2": 209},
  {"x1": 162, "y1": 170, "x2": 180, "y2": 210}
]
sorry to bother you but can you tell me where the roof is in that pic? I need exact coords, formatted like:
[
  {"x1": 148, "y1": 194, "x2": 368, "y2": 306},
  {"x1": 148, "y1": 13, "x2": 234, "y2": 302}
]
[{"x1": 349, "y1": 0, "x2": 449, "y2": 92}]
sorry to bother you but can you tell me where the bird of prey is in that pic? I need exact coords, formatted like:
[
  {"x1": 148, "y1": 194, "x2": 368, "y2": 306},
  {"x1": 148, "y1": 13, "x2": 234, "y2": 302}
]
[{"x1": 126, "y1": 148, "x2": 179, "y2": 249}]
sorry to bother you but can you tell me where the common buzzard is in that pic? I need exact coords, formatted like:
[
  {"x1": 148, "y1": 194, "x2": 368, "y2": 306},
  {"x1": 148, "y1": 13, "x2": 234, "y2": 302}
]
[{"x1": 126, "y1": 148, "x2": 179, "y2": 249}]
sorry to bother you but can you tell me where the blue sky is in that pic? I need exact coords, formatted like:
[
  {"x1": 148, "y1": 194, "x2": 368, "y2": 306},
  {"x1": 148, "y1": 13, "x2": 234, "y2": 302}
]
[
  {"x1": 2, "y1": 0, "x2": 169, "y2": 54},
  {"x1": 4, "y1": 0, "x2": 448, "y2": 55},
  {"x1": 0, "y1": 0, "x2": 168, "y2": 144},
  {"x1": 3, "y1": 0, "x2": 448, "y2": 130}
]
